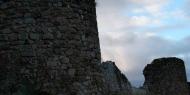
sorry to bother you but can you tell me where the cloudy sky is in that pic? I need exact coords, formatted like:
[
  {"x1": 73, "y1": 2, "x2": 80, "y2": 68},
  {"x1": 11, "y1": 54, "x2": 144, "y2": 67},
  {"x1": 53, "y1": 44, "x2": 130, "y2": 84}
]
[{"x1": 96, "y1": 0, "x2": 190, "y2": 87}]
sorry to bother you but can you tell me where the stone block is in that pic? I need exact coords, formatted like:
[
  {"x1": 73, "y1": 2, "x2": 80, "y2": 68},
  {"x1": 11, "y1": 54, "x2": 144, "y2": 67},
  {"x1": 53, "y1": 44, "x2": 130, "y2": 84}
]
[
  {"x1": 42, "y1": 33, "x2": 54, "y2": 40},
  {"x1": 1, "y1": 28, "x2": 11, "y2": 34},
  {"x1": 60, "y1": 56, "x2": 70, "y2": 64},
  {"x1": 0, "y1": 34, "x2": 8, "y2": 41},
  {"x1": 29, "y1": 33, "x2": 40, "y2": 40},
  {"x1": 68, "y1": 69, "x2": 75, "y2": 77},
  {"x1": 19, "y1": 45, "x2": 35, "y2": 57},
  {"x1": 18, "y1": 33, "x2": 28, "y2": 40},
  {"x1": 8, "y1": 33, "x2": 18, "y2": 41}
]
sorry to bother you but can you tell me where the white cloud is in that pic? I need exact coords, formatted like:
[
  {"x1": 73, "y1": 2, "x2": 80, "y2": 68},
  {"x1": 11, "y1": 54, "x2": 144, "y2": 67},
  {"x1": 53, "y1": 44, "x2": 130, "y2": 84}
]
[
  {"x1": 96, "y1": 0, "x2": 170, "y2": 33},
  {"x1": 125, "y1": 0, "x2": 170, "y2": 17},
  {"x1": 129, "y1": 16, "x2": 160, "y2": 27}
]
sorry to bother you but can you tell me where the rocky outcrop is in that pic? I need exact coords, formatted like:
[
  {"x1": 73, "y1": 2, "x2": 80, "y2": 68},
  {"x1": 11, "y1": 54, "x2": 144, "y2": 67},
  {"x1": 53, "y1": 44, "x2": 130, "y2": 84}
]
[
  {"x1": 143, "y1": 57, "x2": 189, "y2": 95},
  {"x1": 0, "y1": 0, "x2": 106, "y2": 95},
  {"x1": 101, "y1": 61, "x2": 133, "y2": 95}
]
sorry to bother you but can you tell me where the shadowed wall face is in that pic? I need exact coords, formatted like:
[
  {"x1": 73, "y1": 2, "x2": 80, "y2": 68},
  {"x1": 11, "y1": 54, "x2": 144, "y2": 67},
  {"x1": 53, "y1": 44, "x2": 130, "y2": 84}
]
[
  {"x1": 0, "y1": 0, "x2": 105, "y2": 95},
  {"x1": 101, "y1": 61, "x2": 133, "y2": 95},
  {"x1": 143, "y1": 57, "x2": 189, "y2": 95},
  {"x1": 188, "y1": 82, "x2": 190, "y2": 94}
]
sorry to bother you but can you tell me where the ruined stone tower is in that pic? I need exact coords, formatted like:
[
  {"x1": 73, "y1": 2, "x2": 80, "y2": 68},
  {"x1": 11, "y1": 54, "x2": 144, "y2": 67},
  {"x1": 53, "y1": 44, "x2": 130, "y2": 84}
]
[
  {"x1": 0, "y1": 0, "x2": 106, "y2": 95},
  {"x1": 143, "y1": 57, "x2": 189, "y2": 95}
]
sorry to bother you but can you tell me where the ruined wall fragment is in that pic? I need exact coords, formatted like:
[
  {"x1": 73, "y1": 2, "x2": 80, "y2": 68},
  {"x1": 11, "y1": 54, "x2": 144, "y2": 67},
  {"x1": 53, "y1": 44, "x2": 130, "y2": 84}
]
[
  {"x1": 143, "y1": 57, "x2": 189, "y2": 95},
  {"x1": 101, "y1": 61, "x2": 133, "y2": 95}
]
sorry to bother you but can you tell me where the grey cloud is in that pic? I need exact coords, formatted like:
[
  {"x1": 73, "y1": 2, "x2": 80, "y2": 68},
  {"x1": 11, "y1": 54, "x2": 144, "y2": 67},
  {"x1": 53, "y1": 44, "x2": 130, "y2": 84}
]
[
  {"x1": 184, "y1": 0, "x2": 190, "y2": 16},
  {"x1": 96, "y1": 0, "x2": 127, "y2": 15},
  {"x1": 97, "y1": 0, "x2": 190, "y2": 87},
  {"x1": 99, "y1": 32, "x2": 136, "y2": 46}
]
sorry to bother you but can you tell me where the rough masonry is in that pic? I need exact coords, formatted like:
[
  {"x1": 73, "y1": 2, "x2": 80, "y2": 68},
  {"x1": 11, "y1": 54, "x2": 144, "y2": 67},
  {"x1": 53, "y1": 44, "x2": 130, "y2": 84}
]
[
  {"x1": 0, "y1": 0, "x2": 106, "y2": 95},
  {"x1": 143, "y1": 57, "x2": 189, "y2": 95},
  {"x1": 101, "y1": 61, "x2": 133, "y2": 95}
]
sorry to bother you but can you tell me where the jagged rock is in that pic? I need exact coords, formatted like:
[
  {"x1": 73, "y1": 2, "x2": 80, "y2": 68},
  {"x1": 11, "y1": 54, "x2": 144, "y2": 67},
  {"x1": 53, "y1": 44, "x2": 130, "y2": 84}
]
[
  {"x1": 143, "y1": 57, "x2": 189, "y2": 95},
  {"x1": 101, "y1": 61, "x2": 133, "y2": 95}
]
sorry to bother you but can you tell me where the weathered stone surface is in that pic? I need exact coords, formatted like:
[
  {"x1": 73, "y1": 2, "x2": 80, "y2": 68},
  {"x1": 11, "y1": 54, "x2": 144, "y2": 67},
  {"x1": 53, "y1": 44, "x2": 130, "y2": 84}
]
[
  {"x1": 101, "y1": 61, "x2": 133, "y2": 95},
  {"x1": 29, "y1": 33, "x2": 40, "y2": 40},
  {"x1": 143, "y1": 57, "x2": 189, "y2": 95},
  {"x1": 0, "y1": 0, "x2": 106, "y2": 95},
  {"x1": 132, "y1": 87, "x2": 149, "y2": 95}
]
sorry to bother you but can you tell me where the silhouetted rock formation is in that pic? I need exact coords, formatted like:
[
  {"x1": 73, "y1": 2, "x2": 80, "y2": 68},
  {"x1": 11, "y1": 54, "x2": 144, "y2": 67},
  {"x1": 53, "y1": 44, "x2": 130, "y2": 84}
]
[
  {"x1": 0, "y1": 0, "x2": 106, "y2": 95},
  {"x1": 143, "y1": 57, "x2": 189, "y2": 95},
  {"x1": 101, "y1": 61, "x2": 133, "y2": 95}
]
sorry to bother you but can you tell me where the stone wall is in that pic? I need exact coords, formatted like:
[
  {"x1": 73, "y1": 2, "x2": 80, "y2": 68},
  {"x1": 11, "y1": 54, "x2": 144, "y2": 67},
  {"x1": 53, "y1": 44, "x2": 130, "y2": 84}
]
[
  {"x1": 143, "y1": 57, "x2": 189, "y2": 95},
  {"x1": 0, "y1": 0, "x2": 106, "y2": 95},
  {"x1": 101, "y1": 61, "x2": 133, "y2": 95}
]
